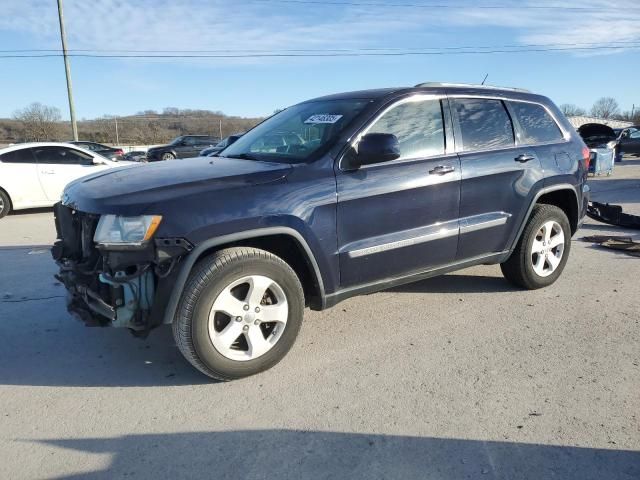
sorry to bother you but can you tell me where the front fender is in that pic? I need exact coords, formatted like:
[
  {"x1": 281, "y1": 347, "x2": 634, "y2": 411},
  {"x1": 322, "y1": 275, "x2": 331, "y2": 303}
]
[{"x1": 161, "y1": 226, "x2": 327, "y2": 325}]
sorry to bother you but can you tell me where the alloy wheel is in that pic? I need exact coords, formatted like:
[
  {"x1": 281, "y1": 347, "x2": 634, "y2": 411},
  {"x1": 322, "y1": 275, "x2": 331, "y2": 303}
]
[
  {"x1": 208, "y1": 275, "x2": 288, "y2": 361},
  {"x1": 530, "y1": 220, "x2": 565, "y2": 277}
]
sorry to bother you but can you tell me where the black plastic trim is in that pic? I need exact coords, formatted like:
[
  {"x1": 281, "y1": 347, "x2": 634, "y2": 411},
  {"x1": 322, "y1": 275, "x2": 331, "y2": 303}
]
[{"x1": 162, "y1": 227, "x2": 326, "y2": 324}]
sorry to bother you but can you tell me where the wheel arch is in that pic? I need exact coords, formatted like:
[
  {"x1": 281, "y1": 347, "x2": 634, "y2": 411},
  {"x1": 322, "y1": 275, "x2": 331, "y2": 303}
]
[
  {"x1": 0, "y1": 185, "x2": 13, "y2": 215},
  {"x1": 536, "y1": 188, "x2": 579, "y2": 235},
  {"x1": 162, "y1": 227, "x2": 326, "y2": 325},
  {"x1": 509, "y1": 184, "x2": 580, "y2": 252}
]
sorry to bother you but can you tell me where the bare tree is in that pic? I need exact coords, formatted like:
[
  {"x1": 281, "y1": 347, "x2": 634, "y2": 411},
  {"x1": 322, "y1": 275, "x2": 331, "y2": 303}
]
[
  {"x1": 590, "y1": 97, "x2": 619, "y2": 119},
  {"x1": 560, "y1": 104, "x2": 586, "y2": 117},
  {"x1": 12, "y1": 102, "x2": 63, "y2": 141}
]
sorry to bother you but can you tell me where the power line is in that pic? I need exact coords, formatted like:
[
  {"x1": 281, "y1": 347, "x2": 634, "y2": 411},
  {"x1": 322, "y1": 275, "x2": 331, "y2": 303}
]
[
  {"x1": 2, "y1": 40, "x2": 640, "y2": 54},
  {"x1": 1, "y1": 44, "x2": 639, "y2": 58},
  {"x1": 248, "y1": 0, "x2": 614, "y2": 10}
]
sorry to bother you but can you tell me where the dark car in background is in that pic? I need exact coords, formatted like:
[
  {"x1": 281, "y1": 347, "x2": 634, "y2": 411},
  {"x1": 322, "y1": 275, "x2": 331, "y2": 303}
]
[
  {"x1": 618, "y1": 127, "x2": 640, "y2": 156},
  {"x1": 199, "y1": 134, "x2": 243, "y2": 157},
  {"x1": 123, "y1": 150, "x2": 148, "y2": 162},
  {"x1": 53, "y1": 83, "x2": 589, "y2": 380},
  {"x1": 146, "y1": 135, "x2": 219, "y2": 161},
  {"x1": 69, "y1": 141, "x2": 124, "y2": 161}
]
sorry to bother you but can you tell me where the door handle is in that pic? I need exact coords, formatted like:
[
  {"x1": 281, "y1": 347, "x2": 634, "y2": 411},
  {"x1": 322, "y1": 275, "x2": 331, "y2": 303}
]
[
  {"x1": 429, "y1": 165, "x2": 455, "y2": 175},
  {"x1": 41, "y1": 170, "x2": 56, "y2": 174},
  {"x1": 515, "y1": 154, "x2": 535, "y2": 163}
]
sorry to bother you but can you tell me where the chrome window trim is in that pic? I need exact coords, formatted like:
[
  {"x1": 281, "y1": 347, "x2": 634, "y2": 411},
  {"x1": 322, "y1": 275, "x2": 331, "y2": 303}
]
[{"x1": 447, "y1": 94, "x2": 571, "y2": 154}]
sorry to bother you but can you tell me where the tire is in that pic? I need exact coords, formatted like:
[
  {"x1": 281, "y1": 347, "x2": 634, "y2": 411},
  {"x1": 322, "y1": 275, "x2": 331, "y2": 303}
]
[
  {"x1": 161, "y1": 152, "x2": 175, "y2": 160},
  {"x1": 173, "y1": 247, "x2": 304, "y2": 381},
  {"x1": 0, "y1": 190, "x2": 11, "y2": 219},
  {"x1": 501, "y1": 204, "x2": 571, "y2": 290}
]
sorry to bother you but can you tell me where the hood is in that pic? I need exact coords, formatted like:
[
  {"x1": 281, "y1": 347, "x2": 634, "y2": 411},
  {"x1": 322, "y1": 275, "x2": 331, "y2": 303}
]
[
  {"x1": 63, "y1": 156, "x2": 292, "y2": 214},
  {"x1": 578, "y1": 123, "x2": 617, "y2": 147}
]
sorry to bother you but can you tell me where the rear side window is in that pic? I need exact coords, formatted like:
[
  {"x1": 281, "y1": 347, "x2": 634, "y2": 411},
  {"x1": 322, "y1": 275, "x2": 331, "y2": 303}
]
[
  {"x1": 453, "y1": 98, "x2": 514, "y2": 151},
  {"x1": 509, "y1": 101, "x2": 563, "y2": 144},
  {"x1": 32, "y1": 147, "x2": 93, "y2": 165},
  {"x1": 367, "y1": 98, "x2": 445, "y2": 160},
  {"x1": 0, "y1": 148, "x2": 36, "y2": 163}
]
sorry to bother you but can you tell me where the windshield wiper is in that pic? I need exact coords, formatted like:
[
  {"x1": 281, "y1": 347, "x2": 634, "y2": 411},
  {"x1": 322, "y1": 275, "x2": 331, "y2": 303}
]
[{"x1": 223, "y1": 153, "x2": 259, "y2": 161}]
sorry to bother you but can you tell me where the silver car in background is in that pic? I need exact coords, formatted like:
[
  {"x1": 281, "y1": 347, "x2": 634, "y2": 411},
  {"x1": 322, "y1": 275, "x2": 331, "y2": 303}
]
[{"x1": 577, "y1": 123, "x2": 617, "y2": 176}]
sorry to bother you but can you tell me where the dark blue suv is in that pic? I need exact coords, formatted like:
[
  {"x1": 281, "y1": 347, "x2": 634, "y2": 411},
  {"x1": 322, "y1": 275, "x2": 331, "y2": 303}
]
[{"x1": 53, "y1": 83, "x2": 590, "y2": 380}]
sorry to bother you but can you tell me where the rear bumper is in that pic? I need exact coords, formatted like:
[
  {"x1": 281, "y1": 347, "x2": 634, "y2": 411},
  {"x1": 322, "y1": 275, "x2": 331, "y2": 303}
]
[{"x1": 578, "y1": 183, "x2": 590, "y2": 228}]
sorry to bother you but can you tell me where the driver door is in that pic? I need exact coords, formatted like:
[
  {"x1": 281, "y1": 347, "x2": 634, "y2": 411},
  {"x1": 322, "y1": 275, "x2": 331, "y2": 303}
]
[
  {"x1": 32, "y1": 146, "x2": 104, "y2": 201},
  {"x1": 620, "y1": 129, "x2": 640, "y2": 154},
  {"x1": 177, "y1": 137, "x2": 201, "y2": 158},
  {"x1": 335, "y1": 96, "x2": 461, "y2": 287}
]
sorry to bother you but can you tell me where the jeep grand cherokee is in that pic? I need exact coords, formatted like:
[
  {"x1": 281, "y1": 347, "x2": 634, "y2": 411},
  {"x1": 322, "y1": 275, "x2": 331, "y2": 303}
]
[{"x1": 53, "y1": 83, "x2": 590, "y2": 380}]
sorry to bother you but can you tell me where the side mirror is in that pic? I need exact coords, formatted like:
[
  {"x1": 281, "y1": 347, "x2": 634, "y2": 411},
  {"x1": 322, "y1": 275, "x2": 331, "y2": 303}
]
[{"x1": 355, "y1": 133, "x2": 401, "y2": 167}]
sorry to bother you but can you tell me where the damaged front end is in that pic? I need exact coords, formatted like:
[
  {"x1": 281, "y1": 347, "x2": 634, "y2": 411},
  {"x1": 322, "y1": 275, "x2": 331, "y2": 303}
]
[{"x1": 52, "y1": 203, "x2": 192, "y2": 335}]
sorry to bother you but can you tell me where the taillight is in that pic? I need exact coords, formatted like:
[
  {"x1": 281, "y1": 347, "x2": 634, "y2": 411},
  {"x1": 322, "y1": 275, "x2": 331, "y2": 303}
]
[
  {"x1": 582, "y1": 146, "x2": 590, "y2": 170},
  {"x1": 115, "y1": 149, "x2": 124, "y2": 156}
]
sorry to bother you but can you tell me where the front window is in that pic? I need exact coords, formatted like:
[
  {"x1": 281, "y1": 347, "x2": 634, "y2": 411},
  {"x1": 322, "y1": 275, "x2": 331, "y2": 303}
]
[
  {"x1": 366, "y1": 97, "x2": 445, "y2": 160},
  {"x1": 221, "y1": 99, "x2": 369, "y2": 163},
  {"x1": 169, "y1": 136, "x2": 185, "y2": 146}
]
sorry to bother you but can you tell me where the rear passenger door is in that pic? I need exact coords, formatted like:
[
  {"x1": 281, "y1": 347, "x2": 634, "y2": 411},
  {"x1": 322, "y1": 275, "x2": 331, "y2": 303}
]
[
  {"x1": 0, "y1": 148, "x2": 48, "y2": 208},
  {"x1": 451, "y1": 97, "x2": 542, "y2": 260}
]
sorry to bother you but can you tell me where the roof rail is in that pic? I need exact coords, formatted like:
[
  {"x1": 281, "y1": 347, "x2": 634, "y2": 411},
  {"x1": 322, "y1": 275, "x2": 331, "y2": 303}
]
[{"x1": 414, "y1": 82, "x2": 531, "y2": 93}]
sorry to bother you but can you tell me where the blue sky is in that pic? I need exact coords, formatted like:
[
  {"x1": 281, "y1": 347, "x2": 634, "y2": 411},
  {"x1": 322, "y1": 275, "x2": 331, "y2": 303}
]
[{"x1": 0, "y1": 0, "x2": 638, "y2": 120}]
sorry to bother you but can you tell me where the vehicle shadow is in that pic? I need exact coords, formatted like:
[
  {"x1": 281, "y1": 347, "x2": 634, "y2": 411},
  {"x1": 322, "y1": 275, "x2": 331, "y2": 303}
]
[
  {"x1": 7, "y1": 206, "x2": 53, "y2": 216},
  {"x1": 386, "y1": 273, "x2": 519, "y2": 295},
  {"x1": 0, "y1": 308, "x2": 211, "y2": 387},
  {"x1": 34, "y1": 429, "x2": 640, "y2": 479}
]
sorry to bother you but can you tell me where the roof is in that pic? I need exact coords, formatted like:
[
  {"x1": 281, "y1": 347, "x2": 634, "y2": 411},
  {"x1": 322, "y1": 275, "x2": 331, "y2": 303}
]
[
  {"x1": 303, "y1": 83, "x2": 542, "y2": 104},
  {"x1": 0, "y1": 141, "x2": 86, "y2": 152}
]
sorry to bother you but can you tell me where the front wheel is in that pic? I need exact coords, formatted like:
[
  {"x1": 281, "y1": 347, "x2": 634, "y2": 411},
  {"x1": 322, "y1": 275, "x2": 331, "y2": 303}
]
[
  {"x1": 501, "y1": 204, "x2": 571, "y2": 289},
  {"x1": 161, "y1": 152, "x2": 175, "y2": 160},
  {"x1": 173, "y1": 247, "x2": 304, "y2": 381}
]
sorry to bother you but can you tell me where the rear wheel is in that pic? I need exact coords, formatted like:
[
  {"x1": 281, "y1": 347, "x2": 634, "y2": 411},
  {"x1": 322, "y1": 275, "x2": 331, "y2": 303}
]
[
  {"x1": 173, "y1": 247, "x2": 304, "y2": 381},
  {"x1": 501, "y1": 204, "x2": 571, "y2": 289},
  {"x1": 0, "y1": 190, "x2": 11, "y2": 219}
]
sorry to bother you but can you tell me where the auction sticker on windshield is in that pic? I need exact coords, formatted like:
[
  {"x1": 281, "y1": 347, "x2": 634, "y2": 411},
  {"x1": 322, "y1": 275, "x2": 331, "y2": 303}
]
[{"x1": 304, "y1": 114, "x2": 343, "y2": 124}]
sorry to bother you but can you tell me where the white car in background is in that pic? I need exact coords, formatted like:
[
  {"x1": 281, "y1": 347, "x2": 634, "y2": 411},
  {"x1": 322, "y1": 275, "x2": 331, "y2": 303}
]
[{"x1": 0, "y1": 142, "x2": 133, "y2": 218}]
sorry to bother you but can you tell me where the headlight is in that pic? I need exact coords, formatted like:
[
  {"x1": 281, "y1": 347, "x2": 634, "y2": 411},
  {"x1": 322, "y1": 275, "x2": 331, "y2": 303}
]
[
  {"x1": 606, "y1": 140, "x2": 617, "y2": 149},
  {"x1": 94, "y1": 215, "x2": 162, "y2": 246}
]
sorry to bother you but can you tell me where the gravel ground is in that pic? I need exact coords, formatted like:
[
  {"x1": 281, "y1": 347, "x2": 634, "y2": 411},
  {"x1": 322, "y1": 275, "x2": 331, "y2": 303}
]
[{"x1": 0, "y1": 161, "x2": 638, "y2": 479}]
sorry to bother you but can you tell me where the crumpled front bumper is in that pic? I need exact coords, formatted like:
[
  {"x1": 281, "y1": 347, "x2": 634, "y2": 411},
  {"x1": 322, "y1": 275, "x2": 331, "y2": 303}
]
[{"x1": 52, "y1": 202, "x2": 192, "y2": 333}]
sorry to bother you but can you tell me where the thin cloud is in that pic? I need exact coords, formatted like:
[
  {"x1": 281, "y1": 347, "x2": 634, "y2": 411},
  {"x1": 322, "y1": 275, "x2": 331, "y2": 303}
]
[{"x1": 1, "y1": 0, "x2": 638, "y2": 62}]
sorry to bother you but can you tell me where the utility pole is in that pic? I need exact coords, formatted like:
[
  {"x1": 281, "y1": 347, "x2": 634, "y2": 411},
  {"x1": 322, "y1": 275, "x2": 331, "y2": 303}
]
[
  {"x1": 56, "y1": 0, "x2": 78, "y2": 140},
  {"x1": 114, "y1": 117, "x2": 119, "y2": 144},
  {"x1": 219, "y1": 118, "x2": 223, "y2": 139}
]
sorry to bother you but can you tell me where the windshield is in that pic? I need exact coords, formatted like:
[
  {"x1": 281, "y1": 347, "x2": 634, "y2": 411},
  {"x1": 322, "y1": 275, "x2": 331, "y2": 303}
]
[
  {"x1": 169, "y1": 136, "x2": 184, "y2": 146},
  {"x1": 221, "y1": 99, "x2": 369, "y2": 163}
]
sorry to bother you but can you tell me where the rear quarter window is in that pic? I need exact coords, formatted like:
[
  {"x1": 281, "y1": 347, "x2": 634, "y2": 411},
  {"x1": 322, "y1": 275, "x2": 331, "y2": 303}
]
[
  {"x1": 0, "y1": 148, "x2": 36, "y2": 163},
  {"x1": 453, "y1": 98, "x2": 514, "y2": 151},
  {"x1": 509, "y1": 101, "x2": 564, "y2": 144}
]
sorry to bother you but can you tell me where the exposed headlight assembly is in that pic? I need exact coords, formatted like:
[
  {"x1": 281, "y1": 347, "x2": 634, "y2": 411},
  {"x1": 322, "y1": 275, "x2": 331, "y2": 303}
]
[{"x1": 94, "y1": 215, "x2": 162, "y2": 247}]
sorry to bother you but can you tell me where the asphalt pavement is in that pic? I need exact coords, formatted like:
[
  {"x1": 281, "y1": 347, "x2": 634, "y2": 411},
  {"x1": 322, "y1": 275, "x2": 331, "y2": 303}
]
[{"x1": 0, "y1": 161, "x2": 639, "y2": 479}]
